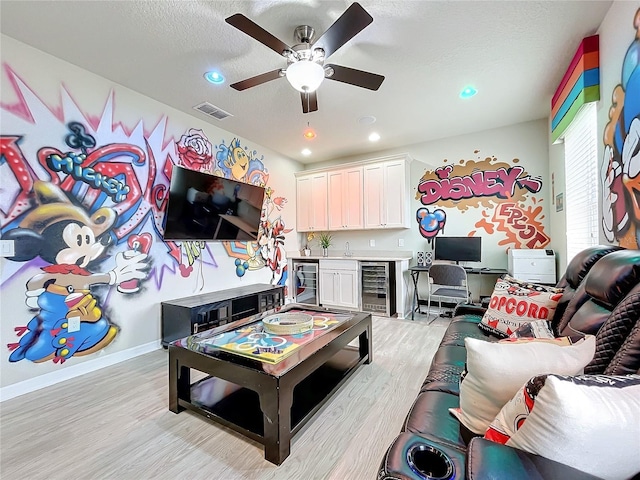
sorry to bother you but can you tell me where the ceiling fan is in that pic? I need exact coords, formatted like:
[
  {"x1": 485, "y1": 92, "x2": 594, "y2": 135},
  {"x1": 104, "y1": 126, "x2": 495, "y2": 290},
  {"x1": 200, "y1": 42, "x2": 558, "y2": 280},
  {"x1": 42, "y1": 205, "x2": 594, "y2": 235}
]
[{"x1": 225, "y1": 2, "x2": 385, "y2": 114}]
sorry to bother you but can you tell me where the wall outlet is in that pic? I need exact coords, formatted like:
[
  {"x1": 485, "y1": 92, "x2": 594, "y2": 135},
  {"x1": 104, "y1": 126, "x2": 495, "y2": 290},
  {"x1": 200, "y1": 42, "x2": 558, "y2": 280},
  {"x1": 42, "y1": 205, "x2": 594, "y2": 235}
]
[
  {"x1": 398, "y1": 238, "x2": 405, "y2": 247},
  {"x1": 67, "y1": 316, "x2": 81, "y2": 333},
  {"x1": 0, "y1": 240, "x2": 15, "y2": 257},
  {"x1": 369, "y1": 239, "x2": 376, "y2": 247}
]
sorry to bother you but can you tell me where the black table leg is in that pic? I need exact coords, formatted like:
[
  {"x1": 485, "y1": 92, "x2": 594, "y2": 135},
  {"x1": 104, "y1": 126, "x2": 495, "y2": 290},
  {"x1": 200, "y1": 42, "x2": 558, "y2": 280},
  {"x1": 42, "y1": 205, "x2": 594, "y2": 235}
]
[
  {"x1": 411, "y1": 271, "x2": 420, "y2": 320},
  {"x1": 260, "y1": 380, "x2": 293, "y2": 465},
  {"x1": 169, "y1": 347, "x2": 189, "y2": 413},
  {"x1": 359, "y1": 316, "x2": 373, "y2": 364}
]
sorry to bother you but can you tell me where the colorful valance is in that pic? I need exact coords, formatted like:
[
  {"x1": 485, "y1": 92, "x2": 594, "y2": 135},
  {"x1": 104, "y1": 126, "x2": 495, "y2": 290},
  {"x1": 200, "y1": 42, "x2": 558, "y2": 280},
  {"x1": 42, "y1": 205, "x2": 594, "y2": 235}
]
[{"x1": 551, "y1": 35, "x2": 600, "y2": 143}]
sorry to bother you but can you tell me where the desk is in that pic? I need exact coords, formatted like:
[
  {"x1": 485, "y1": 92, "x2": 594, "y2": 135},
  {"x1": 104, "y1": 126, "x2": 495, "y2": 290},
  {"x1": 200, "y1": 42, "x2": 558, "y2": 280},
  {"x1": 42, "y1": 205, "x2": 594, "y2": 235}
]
[
  {"x1": 409, "y1": 266, "x2": 431, "y2": 320},
  {"x1": 409, "y1": 265, "x2": 508, "y2": 319},
  {"x1": 464, "y1": 267, "x2": 508, "y2": 276}
]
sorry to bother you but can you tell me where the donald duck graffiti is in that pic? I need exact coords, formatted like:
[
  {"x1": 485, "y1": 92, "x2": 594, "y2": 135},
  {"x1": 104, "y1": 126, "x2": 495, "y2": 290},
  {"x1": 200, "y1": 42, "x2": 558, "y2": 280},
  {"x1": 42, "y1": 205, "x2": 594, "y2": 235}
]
[{"x1": 4, "y1": 181, "x2": 149, "y2": 364}]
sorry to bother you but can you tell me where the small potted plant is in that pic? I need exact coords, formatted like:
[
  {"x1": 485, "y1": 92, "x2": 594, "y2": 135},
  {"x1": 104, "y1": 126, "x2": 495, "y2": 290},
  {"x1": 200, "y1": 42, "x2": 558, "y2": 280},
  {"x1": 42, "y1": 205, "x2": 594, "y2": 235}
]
[
  {"x1": 318, "y1": 232, "x2": 332, "y2": 257},
  {"x1": 303, "y1": 233, "x2": 314, "y2": 256}
]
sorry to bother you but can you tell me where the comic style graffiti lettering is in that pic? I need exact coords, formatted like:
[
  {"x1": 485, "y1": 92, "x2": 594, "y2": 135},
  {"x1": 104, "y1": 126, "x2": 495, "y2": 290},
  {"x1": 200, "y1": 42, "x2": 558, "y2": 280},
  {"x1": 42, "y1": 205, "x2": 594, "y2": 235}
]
[
  {"x1": 601, "y1": 8, "x2": 640, "y2": 248},
  {"x1": 414, "y1": 155, "x2": 548, "y2": 247},
  {"x1": 46, "y1": 151, "x2": 131, "y2": 202},
  {"x1": 475, "y1": 202, "x2": 550, "y2": 249},
  {"x1": 418, "y1": 164, "x2": 542, "y2": 205},
  {"x1": 416, "y1": 207, "x2": 446, "y2": 240}
]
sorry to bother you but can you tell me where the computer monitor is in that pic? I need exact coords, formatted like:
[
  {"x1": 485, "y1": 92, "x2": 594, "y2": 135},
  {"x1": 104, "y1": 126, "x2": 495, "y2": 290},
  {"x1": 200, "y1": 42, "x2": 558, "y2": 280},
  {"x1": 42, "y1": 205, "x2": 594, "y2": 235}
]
[{"x1": 434, "y1": 236, "x2": 482, "y2": 264}]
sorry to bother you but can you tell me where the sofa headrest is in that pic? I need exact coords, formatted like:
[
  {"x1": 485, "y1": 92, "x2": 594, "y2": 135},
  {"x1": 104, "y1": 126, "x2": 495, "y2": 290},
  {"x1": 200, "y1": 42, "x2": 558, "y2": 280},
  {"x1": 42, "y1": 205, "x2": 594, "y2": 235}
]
[
  {"x1": 560, "y1": 245, "x2": 624, "y2": 289},
  {"x1": 584, "y1": 250, "x2": 640, "y2": 308}
]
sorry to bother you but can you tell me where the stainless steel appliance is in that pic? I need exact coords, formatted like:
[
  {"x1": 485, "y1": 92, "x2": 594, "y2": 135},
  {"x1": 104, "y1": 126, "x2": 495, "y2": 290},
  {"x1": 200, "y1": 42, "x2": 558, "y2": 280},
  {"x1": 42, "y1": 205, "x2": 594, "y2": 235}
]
[
  {"x1": 292, "y1": 260, "x2": 319, "y2": 305},
  {"x1": 361, "y1": 262, "x2": 396, "y2": 316}
]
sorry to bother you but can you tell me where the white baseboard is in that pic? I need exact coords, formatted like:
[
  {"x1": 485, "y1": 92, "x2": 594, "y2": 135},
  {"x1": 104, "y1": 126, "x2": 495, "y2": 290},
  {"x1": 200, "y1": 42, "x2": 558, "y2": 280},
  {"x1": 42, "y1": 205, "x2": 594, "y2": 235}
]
[{"x1": 0, "y1": 341, "x2": 161, "y2": 402}]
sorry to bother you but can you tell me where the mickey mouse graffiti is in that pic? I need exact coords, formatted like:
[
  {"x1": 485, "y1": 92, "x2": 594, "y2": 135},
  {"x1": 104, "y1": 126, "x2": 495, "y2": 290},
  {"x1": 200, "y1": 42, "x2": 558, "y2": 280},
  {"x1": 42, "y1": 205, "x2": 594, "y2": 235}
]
[{"x1": 4, "y1": 181, "x2": 149, "y2": 364}]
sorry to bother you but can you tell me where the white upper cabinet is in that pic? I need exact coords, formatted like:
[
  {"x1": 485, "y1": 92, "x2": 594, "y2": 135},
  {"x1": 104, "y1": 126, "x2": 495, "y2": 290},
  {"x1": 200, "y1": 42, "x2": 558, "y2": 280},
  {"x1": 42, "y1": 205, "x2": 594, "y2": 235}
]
[
  {"x1": 296, "y1": 172, "x2": 328, "y2": 232},
  {"x1": 328, "y1": 166, "x2": 363, "y2": 230},
  {"x1": 363, "y1": 156, "x2": 410, "y2": 229},
  {"x1": 296, "y1": 153, "x2": 410, "y2": 232}
]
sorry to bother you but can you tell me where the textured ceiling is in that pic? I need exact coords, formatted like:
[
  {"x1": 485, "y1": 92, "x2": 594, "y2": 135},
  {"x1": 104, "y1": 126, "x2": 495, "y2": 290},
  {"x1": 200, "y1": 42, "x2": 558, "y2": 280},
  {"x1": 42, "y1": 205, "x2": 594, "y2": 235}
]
[{"x1": 0, "y1": 1, "x2": 612, "y2": 164}]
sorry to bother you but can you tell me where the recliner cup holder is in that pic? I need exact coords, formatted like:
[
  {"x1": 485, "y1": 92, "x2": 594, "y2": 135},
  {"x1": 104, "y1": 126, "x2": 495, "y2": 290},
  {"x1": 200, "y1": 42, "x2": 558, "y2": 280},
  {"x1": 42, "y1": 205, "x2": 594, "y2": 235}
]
[{"x1": 406, "y1": 444, "x2": 455, "y2": 480}]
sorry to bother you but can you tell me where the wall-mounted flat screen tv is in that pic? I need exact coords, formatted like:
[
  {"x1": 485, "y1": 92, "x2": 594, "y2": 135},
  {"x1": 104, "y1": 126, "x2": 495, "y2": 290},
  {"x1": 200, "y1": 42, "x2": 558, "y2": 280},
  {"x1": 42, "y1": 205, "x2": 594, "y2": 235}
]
[
  {"x1": 162, "y1": 165, "x2": 265, "y2": 242},
  {"x1": 434, "y1": 236, "x2": 482, "y2": 264}
]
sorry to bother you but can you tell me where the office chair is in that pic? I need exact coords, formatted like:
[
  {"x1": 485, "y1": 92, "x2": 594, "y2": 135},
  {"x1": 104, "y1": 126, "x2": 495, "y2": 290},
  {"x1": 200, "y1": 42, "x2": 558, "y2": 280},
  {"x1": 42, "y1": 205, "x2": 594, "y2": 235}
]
[{"x1": 427, "y1": 264, "x2": 470, "y2": 319}]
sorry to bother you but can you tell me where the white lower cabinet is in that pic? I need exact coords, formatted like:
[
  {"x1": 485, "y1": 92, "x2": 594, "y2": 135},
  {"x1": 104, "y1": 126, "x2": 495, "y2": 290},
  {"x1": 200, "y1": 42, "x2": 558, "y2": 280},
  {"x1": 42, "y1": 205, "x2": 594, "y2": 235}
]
[{"x1": 319, "y1": 259, "x2": 360, "y2": 309}]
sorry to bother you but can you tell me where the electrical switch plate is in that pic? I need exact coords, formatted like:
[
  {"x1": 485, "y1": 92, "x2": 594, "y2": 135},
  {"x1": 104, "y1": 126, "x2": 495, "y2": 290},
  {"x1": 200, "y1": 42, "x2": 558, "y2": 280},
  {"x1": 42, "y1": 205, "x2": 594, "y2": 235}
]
[
  {"x1": 0, "y1": 240, "x2": 15, "y2": 257},
  {"x1": 369, "y1": 239, "x2": 375, "y2": 247},
  {"x1": 398, "y1": 239, "x2": 404, "y2": 247},
  {"x1": 67, "y1": 316, "x2": 81, "y2": 333}
]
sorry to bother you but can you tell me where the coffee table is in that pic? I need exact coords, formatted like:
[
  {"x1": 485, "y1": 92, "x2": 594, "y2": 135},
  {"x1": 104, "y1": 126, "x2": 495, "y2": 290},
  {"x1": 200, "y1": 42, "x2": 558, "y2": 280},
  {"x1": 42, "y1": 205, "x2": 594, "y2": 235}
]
[{"x1": 168, "y1": 304, "x2": 373, "y2": 465}]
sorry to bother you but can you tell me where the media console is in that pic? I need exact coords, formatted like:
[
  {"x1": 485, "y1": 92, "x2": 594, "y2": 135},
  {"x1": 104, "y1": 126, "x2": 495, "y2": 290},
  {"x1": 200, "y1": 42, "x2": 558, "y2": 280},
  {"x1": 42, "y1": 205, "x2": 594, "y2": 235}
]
[{"x1": 161, "y1": 284, "x2": 285, "y2": 346}]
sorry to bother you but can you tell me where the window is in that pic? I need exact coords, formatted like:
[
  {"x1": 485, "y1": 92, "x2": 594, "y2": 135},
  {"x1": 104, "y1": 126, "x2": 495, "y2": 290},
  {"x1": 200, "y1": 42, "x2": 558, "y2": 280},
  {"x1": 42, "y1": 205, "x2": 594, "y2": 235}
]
[{"x1": 563, "y1": 102, "x2": 598, "y2": 262}]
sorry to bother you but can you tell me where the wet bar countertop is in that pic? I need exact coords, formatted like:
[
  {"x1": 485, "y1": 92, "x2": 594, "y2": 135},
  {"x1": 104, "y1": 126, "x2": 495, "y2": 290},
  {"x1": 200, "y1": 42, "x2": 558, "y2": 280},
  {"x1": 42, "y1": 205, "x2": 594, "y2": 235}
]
[{"x1": 286, "y1": 250, "x2": 413, "y2": 261}]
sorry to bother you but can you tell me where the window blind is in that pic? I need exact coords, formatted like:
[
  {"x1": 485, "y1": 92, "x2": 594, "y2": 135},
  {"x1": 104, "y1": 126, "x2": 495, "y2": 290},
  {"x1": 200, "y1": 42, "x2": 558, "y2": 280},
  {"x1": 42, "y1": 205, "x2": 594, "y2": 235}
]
[{"x1": 563, "y1": 102, "x2": 598, "y2": 263}]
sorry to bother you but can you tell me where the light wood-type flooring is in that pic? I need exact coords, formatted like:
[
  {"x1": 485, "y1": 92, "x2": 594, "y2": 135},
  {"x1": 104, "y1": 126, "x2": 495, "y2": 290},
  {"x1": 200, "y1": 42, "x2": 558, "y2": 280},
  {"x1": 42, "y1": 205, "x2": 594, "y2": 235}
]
[{"x1": 0, "y1": 312, "x2": 449, "y2": 480}]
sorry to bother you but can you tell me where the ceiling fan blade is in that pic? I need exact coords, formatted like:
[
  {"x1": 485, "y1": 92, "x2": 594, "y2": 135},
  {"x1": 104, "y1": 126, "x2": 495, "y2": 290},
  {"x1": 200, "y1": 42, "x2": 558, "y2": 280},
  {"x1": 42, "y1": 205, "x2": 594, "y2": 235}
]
[
  {"x1": 313, "y1": 3, "x2": 373, "y2": 58},
  {"x1": 230, "y1": 69, "x2": 283, "y2": 91},
  {"x1": 225, "y1": 13, "x2": 291, "y2": 56},
  {"x1": 325, "y1": 64, "x2": 384, "y2": 90},
  {"x1": 301, "y1": 91, "x2": 318, "y2": 114}
]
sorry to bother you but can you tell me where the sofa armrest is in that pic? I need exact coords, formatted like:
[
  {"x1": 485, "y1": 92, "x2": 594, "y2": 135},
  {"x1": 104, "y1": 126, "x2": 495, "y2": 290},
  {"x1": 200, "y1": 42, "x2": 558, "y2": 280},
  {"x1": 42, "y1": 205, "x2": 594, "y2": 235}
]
[
  {"x1": 454, "y1": 303, "x2": 487, "y2": 317},
  {"x1": 466, "y1": 438, "x2": 602, "y2": 479}
]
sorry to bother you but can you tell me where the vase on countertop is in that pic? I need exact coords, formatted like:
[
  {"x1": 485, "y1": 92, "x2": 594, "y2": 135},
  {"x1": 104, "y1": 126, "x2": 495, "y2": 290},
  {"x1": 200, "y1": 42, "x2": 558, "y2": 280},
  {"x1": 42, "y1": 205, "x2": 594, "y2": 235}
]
[
  {"x1": 304, "y1": 248, "x2": 311, "y2": 256},
  {"x1": 322, "y1": 247, "x2": 328, "y2": 257}
]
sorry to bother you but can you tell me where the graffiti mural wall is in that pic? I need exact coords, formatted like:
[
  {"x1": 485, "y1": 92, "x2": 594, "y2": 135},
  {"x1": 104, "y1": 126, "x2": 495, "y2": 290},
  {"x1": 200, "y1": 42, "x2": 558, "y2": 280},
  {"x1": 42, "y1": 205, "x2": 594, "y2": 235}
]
[
  {"x1": 416, "y1": 154, "x2": 548, "y2": 249},
  {"x1": 0, "y1": 51, "x2": 294, "y2": 377},
  {"x1": 601, "y1": 8, "x2": 640, "y2": 249}
]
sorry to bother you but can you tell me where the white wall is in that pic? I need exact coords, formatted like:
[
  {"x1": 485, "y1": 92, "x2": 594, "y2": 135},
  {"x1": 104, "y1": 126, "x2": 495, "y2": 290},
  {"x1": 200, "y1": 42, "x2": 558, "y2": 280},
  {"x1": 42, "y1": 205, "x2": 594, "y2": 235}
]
[
  {"x1": 302, "y1": 119, "x2": 551, "y2": 271},
  {"x1": 0, "y1": 35, "x2": 302, "y2": 398}
]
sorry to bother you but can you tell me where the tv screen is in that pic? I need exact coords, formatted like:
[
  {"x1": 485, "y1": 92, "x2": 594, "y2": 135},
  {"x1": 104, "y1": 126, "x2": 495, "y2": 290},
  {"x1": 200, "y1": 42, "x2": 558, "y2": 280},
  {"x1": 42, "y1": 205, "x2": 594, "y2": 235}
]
[
  {"x1": 162, "y1": 166, "x2": 265, "y2": 242},
  {"x1": 434, "y1": 236, "x2": 482, "y2": 263}
]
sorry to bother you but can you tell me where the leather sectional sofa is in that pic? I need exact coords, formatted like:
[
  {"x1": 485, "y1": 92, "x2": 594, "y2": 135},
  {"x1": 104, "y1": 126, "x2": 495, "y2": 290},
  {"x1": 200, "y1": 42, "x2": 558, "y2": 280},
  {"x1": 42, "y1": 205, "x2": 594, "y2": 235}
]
[{"x1": 378, "y1": 245, "x2": 640, "y2": 480}]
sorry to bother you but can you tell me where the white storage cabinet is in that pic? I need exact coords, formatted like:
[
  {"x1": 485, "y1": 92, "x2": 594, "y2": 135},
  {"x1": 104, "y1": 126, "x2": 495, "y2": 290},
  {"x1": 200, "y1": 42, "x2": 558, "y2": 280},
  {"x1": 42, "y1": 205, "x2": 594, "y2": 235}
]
[{"x1": 319, "y1": 259, "x2": 360, "y2": 310}]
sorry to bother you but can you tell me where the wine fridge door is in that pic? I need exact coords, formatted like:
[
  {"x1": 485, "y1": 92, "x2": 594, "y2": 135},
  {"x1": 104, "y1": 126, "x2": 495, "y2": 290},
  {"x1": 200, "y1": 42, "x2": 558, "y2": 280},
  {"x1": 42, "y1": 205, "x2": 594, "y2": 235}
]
[
  {"x1": 361, "y1": 262, "x2": 395, "y2": 316},
  {"x1": 293, "y1": 261, "x2": 319, "y2": 306}
]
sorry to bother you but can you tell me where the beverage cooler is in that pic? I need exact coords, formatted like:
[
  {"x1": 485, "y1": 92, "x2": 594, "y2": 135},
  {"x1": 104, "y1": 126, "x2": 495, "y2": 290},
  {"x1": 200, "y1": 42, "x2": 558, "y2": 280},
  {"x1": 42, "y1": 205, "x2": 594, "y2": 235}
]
[
  {"x1": 360, "y1": 262, "x2": 396, "y2": 317},
  {"x1": 292, "y1": 260, "x2": 319, "y2": 305}
]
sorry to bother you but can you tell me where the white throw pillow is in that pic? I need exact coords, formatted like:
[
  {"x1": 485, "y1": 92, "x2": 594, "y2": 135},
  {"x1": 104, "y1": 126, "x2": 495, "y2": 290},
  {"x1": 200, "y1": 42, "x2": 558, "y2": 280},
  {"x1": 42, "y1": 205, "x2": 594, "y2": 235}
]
[
  {"x1": 507, "y1": 374, "x2": 640, "y2": 480},
  {"x1": 449, "y1": 335, "x2": 596, "y2": 434}
]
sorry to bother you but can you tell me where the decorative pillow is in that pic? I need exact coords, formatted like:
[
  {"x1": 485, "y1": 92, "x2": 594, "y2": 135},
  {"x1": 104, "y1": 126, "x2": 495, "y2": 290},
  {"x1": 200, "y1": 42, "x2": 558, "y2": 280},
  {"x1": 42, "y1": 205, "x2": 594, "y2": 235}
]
[
  {"x1": 478, "y1": 275, "x2": 564, "y2": 338},
  {"x1": 448, "y1": 335, "x2": 596, "y2": 435},
  {"x1": 508, "y1": 320, "x2": 555, "y2": 339},
  {"x1": 504, "y1": 374, "x2": 640, "y2": 480},
  {"x1": 485, "y1": 374, "x2": 547, "y2": 444}
]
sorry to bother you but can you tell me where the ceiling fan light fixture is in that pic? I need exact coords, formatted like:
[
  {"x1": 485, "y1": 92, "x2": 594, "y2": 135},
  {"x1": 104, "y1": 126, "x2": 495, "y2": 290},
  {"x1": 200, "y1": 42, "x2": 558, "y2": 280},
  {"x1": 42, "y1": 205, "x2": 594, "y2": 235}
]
[{"x1": 286, "y1": 61, "x2": 325, "y2": 92}]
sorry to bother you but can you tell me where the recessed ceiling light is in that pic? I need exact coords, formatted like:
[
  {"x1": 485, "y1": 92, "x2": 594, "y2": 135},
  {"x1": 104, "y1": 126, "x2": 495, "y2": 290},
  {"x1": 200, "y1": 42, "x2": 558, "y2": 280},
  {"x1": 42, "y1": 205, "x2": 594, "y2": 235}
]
[
  {"x1": 368, "y1": 132, "x2": 380, "y2": 142},
  {"x1": 460, "y1": 86, "x2": 477, "y2": 98},
  {"x1": 204, "y1": 71, "x2": 225, "y2": 84},
  {"x1": 303, "y1": 128, "x2": 316, "y2": 140},
  {"x1": 358, "y1": 115, "x2": 377, "y2": 125},
  {"x1": 301, "y1": 148, "x2": 312, "y2": 156}
]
